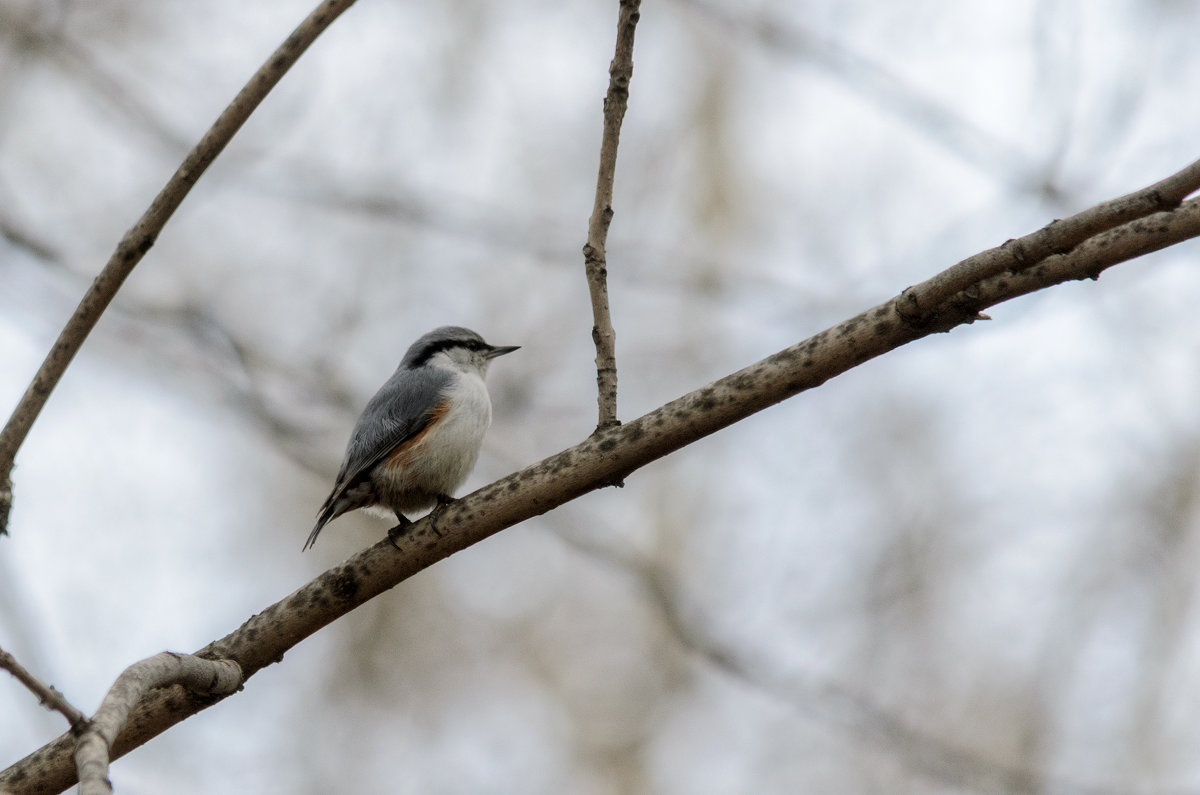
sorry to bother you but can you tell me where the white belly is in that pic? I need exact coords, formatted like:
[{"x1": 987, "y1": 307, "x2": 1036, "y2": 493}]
[{"x1": 377, "y1": 373, "x2": 492, "y2": 512}]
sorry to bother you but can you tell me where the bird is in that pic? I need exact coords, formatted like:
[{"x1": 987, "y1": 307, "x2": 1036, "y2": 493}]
[{"x1": 303, "y1": 326, "x2": 518, "y2": 551}]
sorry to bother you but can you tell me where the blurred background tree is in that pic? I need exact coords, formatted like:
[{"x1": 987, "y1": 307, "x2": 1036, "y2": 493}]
[{"x1": 2, "y1": 0, "x2": 1200, "y2": 792}]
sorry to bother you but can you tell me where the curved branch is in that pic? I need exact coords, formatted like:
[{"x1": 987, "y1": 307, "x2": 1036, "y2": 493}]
[
  {"x1": 4, "y1": 182, "x2": 1200, "y2": 794},
  {"x1": 74, "y1": 653, "x2": 242, "y2": 795},
  {"x1": 0, "y1": 0, "x2": 360, "y2": 537},
  {"x1": 583, "y1": 0, "x2": 641, "y2": 431}
]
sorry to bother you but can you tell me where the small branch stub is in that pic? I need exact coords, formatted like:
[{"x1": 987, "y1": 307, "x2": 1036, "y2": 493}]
[{"x1": 0, "y1": 473, "x2": 10, "y2": 536}]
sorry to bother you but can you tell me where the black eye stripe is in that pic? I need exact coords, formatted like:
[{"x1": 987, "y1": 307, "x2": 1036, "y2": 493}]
[{"x1": 408, "y1": 337, "x2": 486, "y2": 366}]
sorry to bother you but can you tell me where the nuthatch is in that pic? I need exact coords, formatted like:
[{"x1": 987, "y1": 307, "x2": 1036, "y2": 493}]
[{"x1": 304, "y1": 326, "x2": 518, "y2": 551}]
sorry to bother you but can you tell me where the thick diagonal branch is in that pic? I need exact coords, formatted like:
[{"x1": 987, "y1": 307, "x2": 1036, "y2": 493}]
[
  {"x1": 5, "y1": 181, "x2": 1200, "y2": 794},
  {"x1": 583, "y1": 0, "x2": 641, "y2": 430},
  {"x1": 0, "y1": 0, "x2": 360, "y2": 537}
]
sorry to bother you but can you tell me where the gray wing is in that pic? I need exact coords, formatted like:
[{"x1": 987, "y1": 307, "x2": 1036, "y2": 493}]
[{"x1": 322, "y1": 367, "x2": 452, "y2": 511}]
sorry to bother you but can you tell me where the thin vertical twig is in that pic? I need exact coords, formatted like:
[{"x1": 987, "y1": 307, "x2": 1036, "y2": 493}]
[
  {"x1": 0, "y1": 0, "x2": 360, "y2": 537},
  {"x1": 583, "y1": 0, "x2": 641, "y2": 431},
  {"x1": 0, "y1": 644, "x2": 88, "y2": 730}
]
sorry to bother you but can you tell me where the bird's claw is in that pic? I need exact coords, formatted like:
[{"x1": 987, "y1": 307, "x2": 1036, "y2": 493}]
[{"x1": 428, "y1": 494, "x2": 457, "y2": 538}]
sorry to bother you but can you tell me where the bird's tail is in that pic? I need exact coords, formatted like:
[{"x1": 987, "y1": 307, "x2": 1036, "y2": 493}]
[
  {"x1": 302, "y1": 518, "x2": 327, "y2": 552},
  {"x1": 302, "y1": 494, "x2": 342, "y2": 552}
]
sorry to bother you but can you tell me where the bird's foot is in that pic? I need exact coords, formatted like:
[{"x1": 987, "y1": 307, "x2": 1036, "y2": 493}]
[
  {"x1": 428, "y1": 494, "x2": 457, "y2": 538},
  {"x1": 386, "y1": 515, "x2": 413, "y2": 550}
]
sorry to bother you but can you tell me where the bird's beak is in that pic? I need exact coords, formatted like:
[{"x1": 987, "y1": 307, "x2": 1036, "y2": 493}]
[{"x1": 486, "y1": 345, "x2": 520, "y2": 359}]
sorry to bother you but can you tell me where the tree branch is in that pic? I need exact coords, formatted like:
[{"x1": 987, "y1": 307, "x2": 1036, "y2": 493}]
[
  {"x1": 73, "y1": 653, "x2": 242, "y2": 795},
  {"x1": 0, "y1": 0, "x2": 360, "y2": 537},
  {"x1": 583, "y1": 0, "x2": 641, "y2": 431},
  {"x1": 899, "y1": 157, "x2": 1200, "y2": 323},
  {"x1": 0, "y1": 645, "x2": 87, "y2": 731},
  {"x1": 4, "y1": 167, "x2": 1199, "y2": 793}
]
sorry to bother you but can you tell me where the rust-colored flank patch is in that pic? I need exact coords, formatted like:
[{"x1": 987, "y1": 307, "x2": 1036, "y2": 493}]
[{"x1": 384, "y1": 399, "x2": 450, "y2": 471}]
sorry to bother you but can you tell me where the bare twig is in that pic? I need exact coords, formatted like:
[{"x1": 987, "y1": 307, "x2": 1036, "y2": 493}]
[
  {"x1": 0, "y1": 0, "x2": 359, "y2": 537},
  {"x1": 5, "y1": 172, "x2": 1200, "y2": 793},
  {"x1": 0, "y1": 644, "x2": 87, "y2": 730},
  {"x1": 74, "y1": 653, "x2": 242, "y2": 795},
  {"x1": 583, "y1": 0, "x2": 641, "y2": 431}
]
